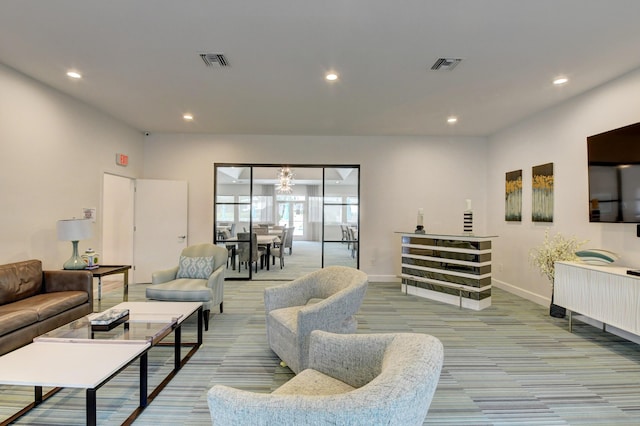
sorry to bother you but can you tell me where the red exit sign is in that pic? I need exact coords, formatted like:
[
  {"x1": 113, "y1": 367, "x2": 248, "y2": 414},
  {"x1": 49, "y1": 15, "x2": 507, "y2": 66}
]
[{"x1": 116, "y1": 153, "x2": 129, "y2": 166}]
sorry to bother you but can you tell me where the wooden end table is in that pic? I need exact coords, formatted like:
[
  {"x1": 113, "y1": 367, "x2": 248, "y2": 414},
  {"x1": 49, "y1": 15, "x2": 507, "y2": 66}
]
[{"x1": 89, "y1": 265, "x2": 131, "y2": 301}]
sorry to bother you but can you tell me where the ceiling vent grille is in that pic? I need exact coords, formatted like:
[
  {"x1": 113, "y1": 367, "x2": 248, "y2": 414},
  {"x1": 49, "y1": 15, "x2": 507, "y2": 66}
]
[
  {"x1": 200, "y1": 53, "x2": 230, "y2": 68},
  {"x1": 431, "y1": 58, "x2": 462, "y2": 71}
]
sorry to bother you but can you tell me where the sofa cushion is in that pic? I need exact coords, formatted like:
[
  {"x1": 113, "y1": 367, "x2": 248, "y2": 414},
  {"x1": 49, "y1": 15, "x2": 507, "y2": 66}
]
[
  {"x1": 0, "y1": 260, "x2": 43, "y2": 305},
  {"x1": 269, "y1": 306, "x2": 302, "y2": 334},
  {"x1": 273, "y1": 368, "x2": 355, "y2": 396},
  {"x1": 176, "y1": 256, "x2": 214, "y2": 279},
  {"x1": 0, "y1": 310, "x2": 38, "y2": 337},
  {"x1": 146, "y1": 279, "x2": 213, "y2": 302},
  {"x1": 0, "y1": 291, "x2": 88, "y2": 322}
]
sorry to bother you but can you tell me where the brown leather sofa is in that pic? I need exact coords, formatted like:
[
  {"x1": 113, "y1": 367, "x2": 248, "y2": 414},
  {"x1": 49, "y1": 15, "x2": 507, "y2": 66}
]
[{"x1": 0, "y1": 259, "x2": 93, "y2": 355}]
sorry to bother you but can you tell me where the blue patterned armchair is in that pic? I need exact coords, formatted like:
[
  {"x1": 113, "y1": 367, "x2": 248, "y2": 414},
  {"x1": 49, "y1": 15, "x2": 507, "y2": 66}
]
[{"x1": 146, "y1": 243, "x2": 227, "y2": 330}]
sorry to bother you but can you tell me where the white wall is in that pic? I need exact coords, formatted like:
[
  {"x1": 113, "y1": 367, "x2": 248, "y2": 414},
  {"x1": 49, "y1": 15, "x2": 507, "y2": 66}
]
[
  {"x1": 143, "y1": 134, "x2": 488, "y2": 280},
  {"x1": 0, "y1": 63, "x2": 144, "y2": 269},
  {"x1": 8, "y1": 50, "x2": 639, "y2": 290},
  {"x1": 488, "y1": 67, "x2": 640, "y2": 304}
]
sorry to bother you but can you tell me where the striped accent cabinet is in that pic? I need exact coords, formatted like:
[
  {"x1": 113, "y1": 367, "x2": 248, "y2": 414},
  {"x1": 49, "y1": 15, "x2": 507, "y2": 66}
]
[{"x1": 399, "y1": 233, "x2": 496, "y2": 310}]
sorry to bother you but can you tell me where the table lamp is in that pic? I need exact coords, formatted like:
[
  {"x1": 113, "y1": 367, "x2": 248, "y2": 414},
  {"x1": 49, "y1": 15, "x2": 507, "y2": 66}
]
[{"x1": 57, "y1": 218, "x2": 92, "y2": 270}]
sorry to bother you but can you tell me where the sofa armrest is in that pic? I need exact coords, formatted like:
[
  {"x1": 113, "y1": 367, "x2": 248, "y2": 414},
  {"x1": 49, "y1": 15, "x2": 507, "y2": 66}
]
[
  {"x1": 43, "y1": 270, "x2": 93, "y2": 294},
  {"x1": 151, "y1": 266, "x2": 179, "y2": 284},
  {"x1": 307, "y1": 330, "x2": 392, "y2": 388},
  {"x1": 207, "y1": 264, "x2": 224, "y2": 289},
  {"x1": 43, "y1": 270, "x2": 93, "y2": 311},
  {"x1": 208, "y1": 382, "x2": 411, "y2": 426},
  {"x1": 296, "y1": 280, "x2": 367, "y2": 337},
  {"x1": 207, "y1": 264, "x2": 225, "y2": 306}
]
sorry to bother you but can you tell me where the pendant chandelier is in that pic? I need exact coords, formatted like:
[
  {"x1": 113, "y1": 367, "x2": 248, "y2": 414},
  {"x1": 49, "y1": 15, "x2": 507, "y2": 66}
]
[{"x1": 276, "y1": 166, "x2": 294, "y2": 194}]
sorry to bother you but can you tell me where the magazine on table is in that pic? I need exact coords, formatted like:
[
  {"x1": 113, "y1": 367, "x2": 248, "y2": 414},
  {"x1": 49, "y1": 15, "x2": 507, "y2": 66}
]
[{"x1": 90, "y1": 308, "x2": 130, "y2": 325}]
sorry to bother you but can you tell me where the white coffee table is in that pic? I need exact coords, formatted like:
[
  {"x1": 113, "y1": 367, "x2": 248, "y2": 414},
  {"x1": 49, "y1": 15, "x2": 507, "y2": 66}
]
[
  {"x1": 0, "y1": 301, "x2": 203, "y2": 425},
  {"x1": 0, "y1": 340, "x2": 150, "y2": 426}
]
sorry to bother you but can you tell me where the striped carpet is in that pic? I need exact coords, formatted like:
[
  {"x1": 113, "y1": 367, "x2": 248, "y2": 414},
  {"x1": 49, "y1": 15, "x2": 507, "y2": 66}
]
[{"x1": 2, "y1": 280, "x2": 640, "y2": 425}]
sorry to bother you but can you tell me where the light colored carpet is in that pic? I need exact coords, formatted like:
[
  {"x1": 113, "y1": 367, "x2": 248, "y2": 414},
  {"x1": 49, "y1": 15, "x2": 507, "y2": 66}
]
[{"x1": 2, "y1": 279, "x2": 640, "y2": 425}]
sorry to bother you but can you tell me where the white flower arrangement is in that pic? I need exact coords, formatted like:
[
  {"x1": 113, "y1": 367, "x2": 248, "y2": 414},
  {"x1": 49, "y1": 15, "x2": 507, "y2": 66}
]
[{"x1": 529, "y1": 230, "x2": 586, "y2": 291}]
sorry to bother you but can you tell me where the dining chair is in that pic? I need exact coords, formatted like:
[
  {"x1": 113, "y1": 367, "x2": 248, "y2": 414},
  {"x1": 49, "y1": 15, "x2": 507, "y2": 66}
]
[
  {"x1": 254, "y1": 227, "x2": 268, "y2": 235},
  {"x1": 237, "y1": 232, "x2": 265, "y2": 272},
  {"x1": 270, "y1": 228, "x2": 288, "y2": 269},
  {"x1": 284, "y1": 226, "x2": 295, "y2": 255},
  {"x1": 349, "y1": 227, "x2": 358, "y2": 258}
]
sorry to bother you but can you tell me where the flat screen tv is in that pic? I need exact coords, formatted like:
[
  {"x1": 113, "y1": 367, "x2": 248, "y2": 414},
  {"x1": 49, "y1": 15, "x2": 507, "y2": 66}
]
[{"x1": 588, "y1": 122, "x2": 640, "y2": 223}]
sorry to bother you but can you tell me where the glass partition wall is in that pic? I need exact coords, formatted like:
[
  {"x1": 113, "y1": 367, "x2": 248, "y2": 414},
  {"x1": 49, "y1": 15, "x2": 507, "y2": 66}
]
[{"x1": 214, "y1": 164, "x2": 359, "y2": 280}]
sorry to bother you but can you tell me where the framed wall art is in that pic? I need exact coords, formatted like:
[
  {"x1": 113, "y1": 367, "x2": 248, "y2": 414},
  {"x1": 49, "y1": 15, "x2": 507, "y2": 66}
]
[
  {"x1": 505, "y1": 170, "x2": 522, "y2": 221},
  {"x1": 532, "y1": 162, "x2": 554, "y2": 222}
]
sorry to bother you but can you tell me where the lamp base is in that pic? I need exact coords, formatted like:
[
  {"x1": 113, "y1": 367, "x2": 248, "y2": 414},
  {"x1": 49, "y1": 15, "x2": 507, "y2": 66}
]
[
  {"x1": 63, "y1": 241, "x2": 86, "y2": 270},
  {"x1": 63, "y1": 256, "x2": 86, "y2": 270}
]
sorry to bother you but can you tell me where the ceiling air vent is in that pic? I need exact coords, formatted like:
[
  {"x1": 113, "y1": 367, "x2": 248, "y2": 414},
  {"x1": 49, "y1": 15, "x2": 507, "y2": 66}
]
[
  {"x1": 200, "y1": 53, "x2": 230, "y2": 68},
  {"x1": 430, "y1": 58, "x2": 462, "y2": 71}
]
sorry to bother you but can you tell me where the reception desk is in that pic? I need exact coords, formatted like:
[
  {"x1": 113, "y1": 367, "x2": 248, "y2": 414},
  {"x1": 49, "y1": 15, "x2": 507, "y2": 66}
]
[{"x1": 398, "y1": 233, "x2": 495, "y2": 310}]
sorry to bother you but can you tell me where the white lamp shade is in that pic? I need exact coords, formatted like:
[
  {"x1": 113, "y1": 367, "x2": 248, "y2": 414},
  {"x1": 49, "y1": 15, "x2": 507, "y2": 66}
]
[{"x1": 57, "y1": 219, "x2": 92, "y2": 241}]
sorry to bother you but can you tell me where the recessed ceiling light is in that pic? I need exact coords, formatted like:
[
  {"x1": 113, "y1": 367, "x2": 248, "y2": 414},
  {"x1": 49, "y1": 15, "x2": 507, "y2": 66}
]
[
  {"x1": 66, "y1": 71, "x2": 82, "y2": 79},
  {"x1": 553, "y1": 77, "x2": 568, "y2": 85},
  {"x1": 447, "y1": 116, "x2": 458, "y2": 124},
  {"x1": 183, "y1": 114, "x2": 194, "y2": 121},
  {"x1": 325, "y1": 72, "x2": 338, "y2": 81}
]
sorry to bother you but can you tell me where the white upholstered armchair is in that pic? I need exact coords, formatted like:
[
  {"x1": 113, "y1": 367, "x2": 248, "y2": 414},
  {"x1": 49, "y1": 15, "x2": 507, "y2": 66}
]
[
  {"x1": 146, "y1": 243, "x2": 227, "y2": 331},
  {"x1": 207, "y1": 330, "x2": 444, "y2": 425},
  {"x1": 263, "y1": 265, "x2": 368, "y2": 374}
]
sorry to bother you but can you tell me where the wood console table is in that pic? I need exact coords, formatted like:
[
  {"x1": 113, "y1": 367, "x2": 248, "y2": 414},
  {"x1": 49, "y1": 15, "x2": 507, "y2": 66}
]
[
  {"x1": 555, "y1": 261, "x2": 640, "y2": 336},
  {"x1": 398, "y1": 233, "x2": 495, "y2": 310}
]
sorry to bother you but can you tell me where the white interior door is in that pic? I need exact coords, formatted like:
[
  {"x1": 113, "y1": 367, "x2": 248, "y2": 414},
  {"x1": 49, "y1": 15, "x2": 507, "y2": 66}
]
[
  {"x1": 102, "y1": 174, "x2": 135, "y2": 280},
  {"x1": 134, "y1": 179, "x2": 188, "y2": 283}
]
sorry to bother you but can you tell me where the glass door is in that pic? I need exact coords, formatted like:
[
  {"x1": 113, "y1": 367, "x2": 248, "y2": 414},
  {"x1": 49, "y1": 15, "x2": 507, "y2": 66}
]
[
  {"x1": 323, "y1": 167, "x2": 359, "y2": 268},
  {"x1": 214, "y1": 165, "x2": 252, "y2": 279},
  {"x1": 214, "y1": 164, "x2": 359, "y2": 281},
  {"x1": 276, "y1": 198, "x2": 305, "y2": 236}
]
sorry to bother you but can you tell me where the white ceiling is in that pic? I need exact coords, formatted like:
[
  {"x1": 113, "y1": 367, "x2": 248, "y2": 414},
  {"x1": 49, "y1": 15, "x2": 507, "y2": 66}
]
[{"x1": 2, "y1": 1, "x2": 640, "y2": 137}]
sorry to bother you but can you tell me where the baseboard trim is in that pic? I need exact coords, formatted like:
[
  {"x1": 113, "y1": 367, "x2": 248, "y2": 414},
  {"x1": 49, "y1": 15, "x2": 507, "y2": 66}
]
[
  {"x1": 372, "y1": 276, "x2": 551, "y2": 306},
  {"x1": 492, "y1": 278, "x2": 549, "y2": 307},
  {"x1": 367, "y1": 274, "x2": 400, "y2": 283}
]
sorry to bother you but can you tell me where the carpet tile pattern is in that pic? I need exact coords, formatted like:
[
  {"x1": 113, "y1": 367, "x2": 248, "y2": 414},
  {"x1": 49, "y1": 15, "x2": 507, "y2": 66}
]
[{"x1": 1, "y1": 279, "x2": 640, "y2": 425}]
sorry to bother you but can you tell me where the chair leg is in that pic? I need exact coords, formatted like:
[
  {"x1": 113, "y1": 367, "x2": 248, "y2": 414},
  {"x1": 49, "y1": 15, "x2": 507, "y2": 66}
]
[
  {"x1": 204, "y1": 309, "x2": 210, "y2": 331},
  {"x1": 219, "y1": 301, "x2": 223, "y2": 314}
]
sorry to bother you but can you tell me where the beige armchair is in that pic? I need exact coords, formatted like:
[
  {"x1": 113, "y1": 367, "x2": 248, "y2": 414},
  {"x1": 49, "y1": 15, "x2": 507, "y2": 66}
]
[
  {"x1": 208, "y1": 330, "x2": 444, "y2": 425},
  {"x1": 146, "y1": 243, "x2": 227, "y2": 331},
  {"x1": 264, "y1": 266, "x2": 368, "y2": 373}
]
